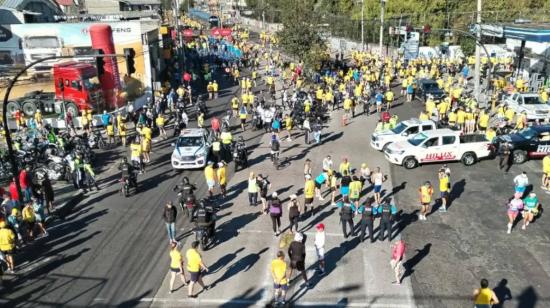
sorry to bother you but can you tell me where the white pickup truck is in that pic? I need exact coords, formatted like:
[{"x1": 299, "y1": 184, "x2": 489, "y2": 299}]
[
  {"x1": 370, "y1": 118, "x2": 437, "y2": 151},
  {"x1": 504, "y1": 92, "x2": 550, "y2": 121},
  {"x1": 384, "y1": 129, "x2": 492, "y2": 169}
]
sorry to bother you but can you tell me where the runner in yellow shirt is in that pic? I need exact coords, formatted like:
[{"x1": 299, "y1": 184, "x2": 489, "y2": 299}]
[
  {"x1": 204, "y1": 162, "x2": 217, "y2": 198},
  {"x1": 217, "y1": 162, "x2": 227, "y2": 197},
  {"x1": 271, "y1": 251, "x2": 288, "y2": 304}
]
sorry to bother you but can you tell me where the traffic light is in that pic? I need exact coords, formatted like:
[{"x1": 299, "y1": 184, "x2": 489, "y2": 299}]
[
  {"x1": 95, "y1": 49, "x2": 105, "y2": 76},
  {"x1": 124, "y1": 48, "x2": 136, "y2": 75}
]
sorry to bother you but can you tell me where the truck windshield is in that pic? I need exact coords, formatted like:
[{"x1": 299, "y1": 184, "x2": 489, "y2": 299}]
[
  {"x1": 523, "y1": 96, "x2": 543, "y2": 104},
  {"x1": 391, "y1": 122, "x2": 407, "y2": 134},
  {"x1": 177, "y1": 136, "x2": 203, "y2": 147},
  {"x1": 408, "y1": 132, "x2": 428, "y2": 146},
  {"x1": 82, "y1": 77, "x2": 100, "y2": 90},
  {"x1": 518, "y1": 128, "x2": 538, "y2": 140},
  {"x1": 25, "y1": 37, "x2": 60, "y2": 49}
]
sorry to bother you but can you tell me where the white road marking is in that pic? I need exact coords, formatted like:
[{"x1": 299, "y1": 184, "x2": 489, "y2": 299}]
[{"x1": 138, "y1": 297, "x2": 414, "y2": 307}]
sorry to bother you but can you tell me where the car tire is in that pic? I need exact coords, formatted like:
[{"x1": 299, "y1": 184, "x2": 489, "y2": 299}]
[
  {"x1": 512, "y1": 150, "x2": 527, "y2": 164},
  {"x1": 403, "y1": 157, "x2": 418, "y2": 169},
  {"x1": 461, "y1": 152, "x2": 477, "y2": 166}
]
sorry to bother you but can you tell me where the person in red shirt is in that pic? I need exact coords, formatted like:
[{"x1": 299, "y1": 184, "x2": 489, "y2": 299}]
[
  {"x1": 19, "y1": 168, "x2": 31, "y2": 202},
  {"x1": 9, "y1": 179, "x2": 19, "y2": 203},
  {"x1": 390, "y1": 239, "x2": 406, "y2": 285},
  {"x1": 211, "y1": 117, "x2": 220, "y2": 137}
]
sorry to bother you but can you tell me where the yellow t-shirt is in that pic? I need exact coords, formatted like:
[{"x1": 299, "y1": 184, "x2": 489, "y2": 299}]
[
  {"x1": 271, "y1": 259, "x2": 287, "y2": 284},
  {"x1": 186, "y1": 248, "x2": 201, "y2": 272},
  {"x1": 142, "y1": 127, "x2": 152, "y2": 140},
  {"x1": 204, "y1": 166, "x2": 215, "y2": 181},
  {"x1": 217, "y1": 167, "x2": 226, "y2": 185},
  {"x1": 304, "y1": 180, "x2": 315, "y2": 198},
  {"x1": 130, "y1": 143, "x2": 141, "y2": 158},
  {"x1": 170, "y1": 249, "x2": 183, "y2": 269},
  {"x1": 349, "y1": 181, "x2": 362, "y2": 199},
  {"x1": 479, "y1": 113, "x2": 489, "y2": 128},
  {"x1": 456, "y1": 110, "x2": 466, "y2": 124},
  {"x1": 106, "y1": 124, "x2": 114, "y2": 136},
  {"x1": 156, "y1": 116, "x2": 165, "y2": 127},
  {"x1": 543, "y1": 156, "x2": 550, "y2": 174},
  {"x1": 439, "y1": 175, "x2": 450, "y2": 192}
]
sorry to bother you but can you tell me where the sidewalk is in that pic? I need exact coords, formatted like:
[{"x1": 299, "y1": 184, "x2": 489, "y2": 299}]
[{"x1": 148, "y1": 90, "x2": 416, "y2": 307}]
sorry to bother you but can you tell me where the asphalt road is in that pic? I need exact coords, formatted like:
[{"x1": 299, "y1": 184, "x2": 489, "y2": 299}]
[
  {"x1": 385, "y1": 93, "x2": 550, "y2": 307},
  {"x1": 0, "y1": 61, "x2": 264, "y2": 307}
]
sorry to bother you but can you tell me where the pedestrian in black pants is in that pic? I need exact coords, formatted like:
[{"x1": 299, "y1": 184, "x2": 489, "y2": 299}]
[
  {"x1": 359, "y1": 199, "x2": 376, "y2": 243},
  {"x1": 498, "y1": 142, "x2": 512, "y2": 171},
  {"x1": 287, "y1": 194, "x2": 300, "y2": 233},
  {"x1": 339, "y1": 197, "x2": 355, "y2": 238},
  {"x1": 268, "y1": 192, "x2": 282, "y2": 236},
  {"x1": 288, "y1": 232, "x2": 311, "y2": 288},
  {"x1": 378, "y1": 198, "x2": 397, "y2": 241}
]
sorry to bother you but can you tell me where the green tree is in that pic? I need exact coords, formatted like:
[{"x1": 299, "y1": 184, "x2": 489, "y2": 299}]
[{"x1": 276, "y1": 0, "x2": 326, "y2": 69}]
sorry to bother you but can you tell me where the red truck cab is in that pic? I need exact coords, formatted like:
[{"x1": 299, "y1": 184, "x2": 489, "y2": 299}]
[{"x1": 53, "y1": 62, "x2": 103, "y2": 116}]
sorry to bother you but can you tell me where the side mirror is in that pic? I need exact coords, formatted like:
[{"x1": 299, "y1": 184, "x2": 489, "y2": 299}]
[{"x1": 401, "y1": 132, "x2": 409, "y2": 136}]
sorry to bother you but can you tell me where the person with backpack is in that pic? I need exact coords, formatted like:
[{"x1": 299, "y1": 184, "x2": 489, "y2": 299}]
[
  {"x1": 287, "y1": 194, "x2": 301, "y2": 233},
  {"x1": 269, "y1": 192, "x2": 282, "y2": 236},
  {"x1": 258, "y1": 174, "x2": 271, "y2": 214}
]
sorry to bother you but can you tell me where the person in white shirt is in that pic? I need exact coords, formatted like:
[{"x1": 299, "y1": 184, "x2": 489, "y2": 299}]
[
  {"x1": 322, "y1": 155, "x2": 333, "y2": 172},
  {"x1": 314, "y1": 223, "x2": 326, "y2": 275},
  {"x1": 513, "y1": 171, "x2": 529, "y2": 196}
]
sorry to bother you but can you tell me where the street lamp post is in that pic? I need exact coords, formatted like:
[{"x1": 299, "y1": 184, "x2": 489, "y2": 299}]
[
  {"x1": 361, "y1": 0, "x2": 365, "y2": 50},
  {"x1": 474, "y1": 0, "x2": 482, "y2": 101},
  {"x1": 379, "y1": 0, "x2": 386, "y2": 56}
]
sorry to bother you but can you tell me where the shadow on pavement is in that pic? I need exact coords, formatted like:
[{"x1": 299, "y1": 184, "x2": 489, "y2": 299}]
[
  {"x1": 210, "y1": 247, "x2": 269, "y2": 288},
  {"x1": 214, "y1": 212, "x2": 261, "y2": 247},
  {"x1": 402, "y1": 243, "x2": 432, "y2": 281},
  {"x1": 219, "y1": 287, "x2": 264, "y2": 308},
  {"x1": 492, "y1": 278, "x2": 513, "y2": 308}
]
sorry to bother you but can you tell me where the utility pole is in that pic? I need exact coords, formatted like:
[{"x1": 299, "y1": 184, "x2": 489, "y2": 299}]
[
  {"x1": 174, "y1": 0, "x2": 183, "y2": 70},
  {"x1": 379, "y1": 0, "x2": 386, "y2": 56},
  {"x1": 361, "y1": 0, "x2": 365, "y2": 50},
  {"x1": 474, "y1": 0, "x2": 482, "y2": 101}
]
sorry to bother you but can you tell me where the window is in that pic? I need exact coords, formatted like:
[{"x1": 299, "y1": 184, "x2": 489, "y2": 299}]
[
  {"x1": 442, "y1": 136, "x2": 456, "y2": 145},
  {"x1": 424, "y1": 137, "x2": 440, "y2": 147},
  {"x1": 422, "y1": 125, "x2": 433, "y2": 131},
  {"x1": 406, "y1": 126, "x2": 419, "y2": 135},
  {"x1": 64, "y1": 79, "x2": 70, "y2": 87},
  {"x1": 71, "y1": 80, "x2": 80, "y2": 89}
]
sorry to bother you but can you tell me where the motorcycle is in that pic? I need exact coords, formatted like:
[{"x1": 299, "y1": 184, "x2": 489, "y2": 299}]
[
  {"x1": 194, "y1": 226, "x2": 210, "y2": 251},
  {"x1": 178, "y1": 193, "x2": 196, "y2": 218},
  {"x1": 120, "y1": 177, "x2": 130, "y2": 197},
  {"x1": 233, "y1": 144, "x2": 248, "y2": 171}
]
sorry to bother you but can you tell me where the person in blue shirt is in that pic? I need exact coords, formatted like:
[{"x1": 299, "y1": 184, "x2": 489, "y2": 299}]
[
  {"x1": 406, "y1": 83, "x2": 415, "y2": 102},
  {"x1": 314, "y1": 172, "x2": 328, "y2": 201},
  {"x1": 375, "y1": 91, "x2": 384, "y2": 113},
  {"x1": 101, "y1": 111, "x2": 111, "y2": 128},
  {"x1": 377, "y1": 197, "x2": 397, "y2": 241}
]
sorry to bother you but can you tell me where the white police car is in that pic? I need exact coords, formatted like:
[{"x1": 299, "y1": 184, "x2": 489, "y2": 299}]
[{"x1": 171, "y1": 128, "x2": 212, "y2": 169}]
